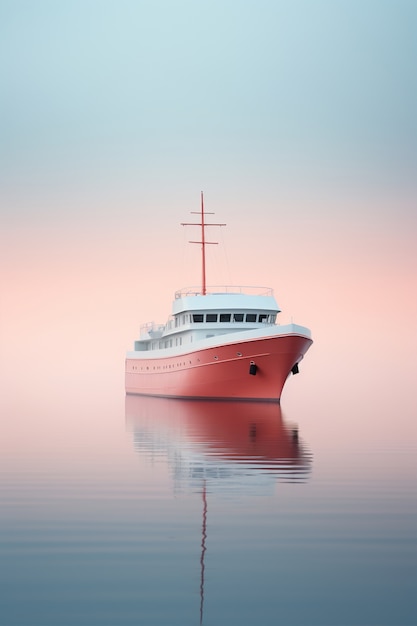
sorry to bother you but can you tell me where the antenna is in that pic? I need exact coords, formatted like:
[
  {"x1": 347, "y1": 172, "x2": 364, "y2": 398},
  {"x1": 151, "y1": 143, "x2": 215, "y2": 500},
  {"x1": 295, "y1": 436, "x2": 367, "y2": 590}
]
[{"x1": 181, "y1": 192, "x2": 226, "y2": 295}]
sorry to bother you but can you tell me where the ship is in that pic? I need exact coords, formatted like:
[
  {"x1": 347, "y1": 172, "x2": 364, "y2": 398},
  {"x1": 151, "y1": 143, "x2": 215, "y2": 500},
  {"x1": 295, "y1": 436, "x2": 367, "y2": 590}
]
[{"x1": 125, "y1": 193, "x2": 312, "y2": 402}]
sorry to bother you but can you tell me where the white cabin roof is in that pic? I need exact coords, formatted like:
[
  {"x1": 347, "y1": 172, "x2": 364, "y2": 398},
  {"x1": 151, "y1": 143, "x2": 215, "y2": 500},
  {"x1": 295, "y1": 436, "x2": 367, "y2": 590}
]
[{"x1": 172, "y1": 287, "x2": 280, "y2": 315}]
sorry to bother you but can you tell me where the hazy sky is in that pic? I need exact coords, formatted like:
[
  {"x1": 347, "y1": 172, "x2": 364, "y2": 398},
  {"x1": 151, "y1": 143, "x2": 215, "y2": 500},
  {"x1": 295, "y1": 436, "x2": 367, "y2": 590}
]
[
  {"x1": 2, "y1": 0, "x2": 416, "y2": 209},
  {"x1": 1, "y1": 1, "x2": 416, "y2": 373}
]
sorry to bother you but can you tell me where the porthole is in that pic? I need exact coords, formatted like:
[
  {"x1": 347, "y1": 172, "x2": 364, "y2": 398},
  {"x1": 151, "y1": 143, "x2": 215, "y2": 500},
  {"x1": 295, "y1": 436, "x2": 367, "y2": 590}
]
[{"x1": 237, "y1": 351, "x2": 242, "y2": 357}]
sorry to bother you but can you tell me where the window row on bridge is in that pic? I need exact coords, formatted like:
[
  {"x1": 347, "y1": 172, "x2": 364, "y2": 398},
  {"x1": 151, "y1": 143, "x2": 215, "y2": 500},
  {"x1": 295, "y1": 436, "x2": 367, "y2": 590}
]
[{"x1": 190, "y1": 312, "x2": 276, "y2": 324}]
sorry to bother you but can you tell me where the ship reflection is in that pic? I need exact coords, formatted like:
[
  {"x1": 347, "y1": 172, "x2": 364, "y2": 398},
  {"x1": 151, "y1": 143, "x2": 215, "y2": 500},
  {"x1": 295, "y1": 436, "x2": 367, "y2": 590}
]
[
  {"x1": 125, "y1": 395, "x2": 312, "y2": 493},
  {"x1": 125, "y1": 396, "x2": 312, "y2": 624}
]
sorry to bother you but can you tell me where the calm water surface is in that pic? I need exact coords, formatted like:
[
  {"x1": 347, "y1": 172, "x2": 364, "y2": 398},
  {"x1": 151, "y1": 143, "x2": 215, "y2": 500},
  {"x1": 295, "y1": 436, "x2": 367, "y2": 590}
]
[{"x1": 1, "y1": 348, "x2": 416, "y2": 626}]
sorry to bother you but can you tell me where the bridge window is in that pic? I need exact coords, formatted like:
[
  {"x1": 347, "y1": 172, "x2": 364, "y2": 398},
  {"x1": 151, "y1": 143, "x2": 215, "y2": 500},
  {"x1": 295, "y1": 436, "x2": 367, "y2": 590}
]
[
  {"x1": 233, "y1": 313, "x2": 244, "y2": 322},
  {"x1": 219, "y1": 313, "x2": 231, "y2": 322},
  {"x1": 246, "y1": 313, "x2": 257, "y2": 322},
  {"x1": 259, "y1": 314, "x2": 268, "y2": 323},
  {"x1": 193, "y1": 314, "x2": 204, "y2": 322},
  {"x1": 206, "y1": 313, "x2": 218, "y2": 322}
]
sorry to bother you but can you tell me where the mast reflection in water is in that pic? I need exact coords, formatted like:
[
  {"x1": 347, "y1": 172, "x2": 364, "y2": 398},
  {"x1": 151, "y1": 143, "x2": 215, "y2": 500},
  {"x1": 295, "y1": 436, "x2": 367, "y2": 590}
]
[{"x1": 125, "y1": 396, "x2": 312, "y2": 624}]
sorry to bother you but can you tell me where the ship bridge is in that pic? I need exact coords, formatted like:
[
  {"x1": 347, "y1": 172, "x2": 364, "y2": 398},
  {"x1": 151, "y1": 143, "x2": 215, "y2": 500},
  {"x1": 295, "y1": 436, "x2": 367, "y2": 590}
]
[{"x1": 172, "y1": 286, "x2": 280, "y2": 319}]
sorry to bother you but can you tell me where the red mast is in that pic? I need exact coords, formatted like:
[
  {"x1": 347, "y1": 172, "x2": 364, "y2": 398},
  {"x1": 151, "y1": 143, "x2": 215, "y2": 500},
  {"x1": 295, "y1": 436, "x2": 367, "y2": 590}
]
[{"x1": 181, "y1": 192, "x2": 226, "y2": 295}]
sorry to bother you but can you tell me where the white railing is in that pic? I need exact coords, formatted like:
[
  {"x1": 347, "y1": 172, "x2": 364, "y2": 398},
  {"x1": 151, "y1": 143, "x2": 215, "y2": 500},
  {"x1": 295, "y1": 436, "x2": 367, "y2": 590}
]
[
  {"x1": 175, "y1": 285, "x2": 273, "y2": 298},
  {"x1": 140, "y1": 321, "x2": 165, "y2": 334}
]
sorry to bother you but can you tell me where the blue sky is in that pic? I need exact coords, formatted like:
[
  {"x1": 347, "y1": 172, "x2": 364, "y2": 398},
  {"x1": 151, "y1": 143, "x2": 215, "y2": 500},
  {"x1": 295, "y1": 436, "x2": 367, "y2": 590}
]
[{"x1": 2, "y1": 0, "x2": 416, "y2": 224}]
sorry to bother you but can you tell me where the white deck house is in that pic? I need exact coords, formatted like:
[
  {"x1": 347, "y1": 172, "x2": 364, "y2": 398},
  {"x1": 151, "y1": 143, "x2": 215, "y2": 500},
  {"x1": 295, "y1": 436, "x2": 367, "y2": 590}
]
[{"x1": 132, "y1": 287, "x2": 281, "y2": 352}]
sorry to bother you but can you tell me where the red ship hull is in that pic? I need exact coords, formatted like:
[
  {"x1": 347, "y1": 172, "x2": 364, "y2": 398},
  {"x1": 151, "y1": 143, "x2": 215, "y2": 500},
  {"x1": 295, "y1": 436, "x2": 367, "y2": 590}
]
[{"x1": 125, "y1": 333, "x2": 312, "y2": 401}]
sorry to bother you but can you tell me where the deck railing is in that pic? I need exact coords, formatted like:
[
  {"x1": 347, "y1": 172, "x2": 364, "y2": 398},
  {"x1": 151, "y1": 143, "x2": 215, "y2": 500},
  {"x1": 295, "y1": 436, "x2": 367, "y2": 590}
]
[
  {"x1": 139, "y1": 322, "x2": 166, "y2": 334},
  {"x1": 175, "y1": 286, "x2": 273, "y2": 299}
]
